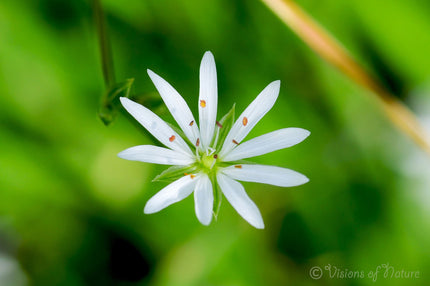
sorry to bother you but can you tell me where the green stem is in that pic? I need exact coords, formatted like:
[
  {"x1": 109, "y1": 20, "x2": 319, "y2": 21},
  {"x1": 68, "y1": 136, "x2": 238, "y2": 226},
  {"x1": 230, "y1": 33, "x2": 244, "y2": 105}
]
[{"x1": 93, "y1": 0, "x2": 115, "y2": 87}]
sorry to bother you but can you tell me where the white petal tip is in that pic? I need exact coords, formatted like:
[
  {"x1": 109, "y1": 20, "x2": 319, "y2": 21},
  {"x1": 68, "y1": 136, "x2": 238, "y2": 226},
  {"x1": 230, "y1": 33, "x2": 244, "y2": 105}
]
[
  {"x1": 302, "y1": 176, "x2": 310, "y2": 184},
  {"x1": 271, "y1": 80, "x2": 280, "y2": 89},
  {"x1": 119, "y1": 97, "x2": 135, "y2": 109},
  {"x1": 255, "y1": 224, "x2": 265, "y2": 229},
  {"x1": 293, "y1": 175, "x2": 310, "y2": 186},
  {"x1": 203, "y1": 51, "x2": 214, "y2": 58},
  {"x1": 147, "y1": 69, "x2": 154, "y2": 76},
  {"x1": 143, "y1": 205, "x2": 156, "y2": 214},
  {"x1": 116, "y1": 150, "x2": 134, "y2": 161},
  {"x1": 117, "y1": 151, "x2": 126, "y2": 159},
  {"x1": 199, "y1": 219, "x2": 212, "y2": 226},
  {"x1": 251, "y1": 220, "x2": 265, "y2": 229}
]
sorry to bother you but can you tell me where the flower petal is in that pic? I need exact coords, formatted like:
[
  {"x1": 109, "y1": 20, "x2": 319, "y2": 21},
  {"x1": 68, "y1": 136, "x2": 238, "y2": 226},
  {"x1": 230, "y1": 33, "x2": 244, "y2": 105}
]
[
  {"x1": 118, "y1": 145, "x2": 194, "y2": 165},
  {"x1": 219, "y1": 80, "x2": 280, "y2": 157},
  {"x1": 194, "y1": 173, "x2": 214, "y2": 225},
  {"x1": 147, "y1": 69, "x2": 200, "y2": 145},
  {"x1": 216, "y1": 173, "x2": 264, "y2": 229},
  {"x1": 199, "y1": 51, "x2": 218, "y2": 149},
  {"x1": 222, "y1": 128, "x2": 310, "y2": 161},
  {"x1": 120, "y1": 97, "x2": 192, "y2": 155},
  {"x1": 221, "y1": 164, "x2": 309, "y2": 187},
  {"x1": 144, "y1": 175, "x2": 199, "y2": 214}
]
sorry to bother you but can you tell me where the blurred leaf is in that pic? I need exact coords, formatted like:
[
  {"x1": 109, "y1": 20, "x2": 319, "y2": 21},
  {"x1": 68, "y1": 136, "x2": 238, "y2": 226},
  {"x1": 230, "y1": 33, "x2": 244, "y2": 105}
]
[{"x1": 98, "y1": 78, "x2": 134, "y2": 125}]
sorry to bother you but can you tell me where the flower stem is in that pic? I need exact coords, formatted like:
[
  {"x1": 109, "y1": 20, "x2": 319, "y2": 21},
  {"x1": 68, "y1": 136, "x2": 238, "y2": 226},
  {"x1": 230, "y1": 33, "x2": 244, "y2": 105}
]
[
  {"x1": 261, "y1": 0, "x2": 430, "y2": 155},
  {"x1": 93, "y1": 0, "x2": 115, "y2": 88}
]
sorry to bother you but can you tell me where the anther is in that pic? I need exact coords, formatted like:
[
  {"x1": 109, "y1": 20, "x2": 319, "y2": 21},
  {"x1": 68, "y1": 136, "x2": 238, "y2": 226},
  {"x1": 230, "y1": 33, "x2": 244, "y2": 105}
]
[
  {"x1": 242, "y1": 117, "x2": 248, "y2": 126},
  {"x1": 169, "y1": 135, "x2": 176, "y2": 142},
  {"x1": 214, "y1": 154, "x2": 218, "y2": 159},
  {"x1": 200, "y1": 100, "x2": 206, "y2": 108},
  {"x1": 189, "y1": 120, "x2": 194, "y2": 126},
  {"x1": 216, "y1": 121, "x2": 223, "y2": 128},
  {"x1": 196, "y1": 138, "x2": 200, "y2": 147},
  {"x1": 234, "y1": 165, "x2": 242, "y2": 168},
  {"x1": 232, "y1": 139, "x2": 239, "y2": 145},
  {"x1": 190, "y1": 174, "x2": 196, "y2": 179}
]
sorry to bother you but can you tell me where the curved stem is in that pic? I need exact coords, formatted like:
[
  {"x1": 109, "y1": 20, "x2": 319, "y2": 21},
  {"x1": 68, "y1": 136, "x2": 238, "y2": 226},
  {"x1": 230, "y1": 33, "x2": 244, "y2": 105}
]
[{"x1": 261, "y1": 0, "x2": 430, "y2": 155}]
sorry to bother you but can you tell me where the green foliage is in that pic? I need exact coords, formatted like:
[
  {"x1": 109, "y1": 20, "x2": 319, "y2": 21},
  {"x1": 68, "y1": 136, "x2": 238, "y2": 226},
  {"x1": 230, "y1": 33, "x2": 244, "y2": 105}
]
[{"x1": 1, "y1": 0, "x2": 429, "y2": 285}]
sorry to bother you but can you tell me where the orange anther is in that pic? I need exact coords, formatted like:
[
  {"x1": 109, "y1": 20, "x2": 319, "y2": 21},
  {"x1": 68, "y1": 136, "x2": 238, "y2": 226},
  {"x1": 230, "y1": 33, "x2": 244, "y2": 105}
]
[
  {"x1": 200, "y1": 100, "x2": 206, "y2": 108},
  {"x1": 232, "y1": 139, "x2": 239, "y2": 145},
  {"x1": 242, "y1": 117, "x2": 248, "y2": 126},
  {"x1": 189, "y1": 120, "x2": 194, "y2": 126},
  {"x1": 234, "y1": 165, "x2": 242, "y2": 168},
  {"x1": 169, "y1": 135, "x2": 175, "y2": 142}
]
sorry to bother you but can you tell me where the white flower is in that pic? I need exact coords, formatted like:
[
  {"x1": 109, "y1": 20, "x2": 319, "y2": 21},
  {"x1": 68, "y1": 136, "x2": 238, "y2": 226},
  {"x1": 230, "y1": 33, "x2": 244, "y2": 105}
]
[{"x1": 118, "y1": 51, "x2": 310, "y2": 229}]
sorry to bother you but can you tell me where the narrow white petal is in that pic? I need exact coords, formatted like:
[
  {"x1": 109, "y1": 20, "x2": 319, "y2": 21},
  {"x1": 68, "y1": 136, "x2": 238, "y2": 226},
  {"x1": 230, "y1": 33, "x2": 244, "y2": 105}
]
[
  {"x1": 216, "y1": 173, "x2": 264, "y2": 229},
  {"x1": 222, "y1": 128, "x2": 310, "y2": 161},
  {"x1": 222, "y1": 164, "x2": 309, "y2": 187},
  {"x1": 120, "y1": 97, "x2": 192, "y2": 155},
  {"x1": 144, "y1": 175, "x2": 199, "y2": 214},
  {"x1": 118, "y1": 145, "x2": 194, "y2": 165},
  {"x1": 219, "y1": 81, "x2": 280, "y2": 157},
  {"x1": 199, "y1": 51, "x2": 218, "y2": 149},
  {"x1": 147, "y1": 69, "x2": 200, "y2": 145},
  {"x1": 194, "y1": 174, "x2": 214, "y2": 225}
]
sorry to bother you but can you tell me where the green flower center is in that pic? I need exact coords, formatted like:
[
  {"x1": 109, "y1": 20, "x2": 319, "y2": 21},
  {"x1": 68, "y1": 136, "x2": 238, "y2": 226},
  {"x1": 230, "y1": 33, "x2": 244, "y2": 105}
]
[{"x1": 201, "y1": 153, "x2": 216, "y2": 170}]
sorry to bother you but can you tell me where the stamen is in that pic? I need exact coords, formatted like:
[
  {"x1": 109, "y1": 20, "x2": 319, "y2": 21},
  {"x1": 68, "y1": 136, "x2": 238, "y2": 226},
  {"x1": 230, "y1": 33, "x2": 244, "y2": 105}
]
[
  {"x1": 213, "y1": 154, "x2": 218, "y2": 159},
  {"x1": 184, "y1": 172, "x2": 195, "y2": 179},
  {"x1": 234, "y1": 165, "x2": 242, "y2": 168},
  {"x1": 242, "y1": 117, "x2": 248, "y2": 126},
  {"x1": 200, "y1": 100, "x2": 206, "y2": 108},
  {"x1": 207, "y1": 147, "x2": 216, "y2": 155},
  {"x1": 216, "y1": 121, "x2": 223, "y2": 128},
  {"x1": 189, "y1": 120, "x2": 194, "y2": 126},
  {"x1": 232, "y1": 139, "x2": 239, "y2": 145},
  {"x1": 169, "y1": 135, "x2": 176, "y2": 142},
  {"x1": 196, "y1": 138, "x2": 200, "y2": 147}
]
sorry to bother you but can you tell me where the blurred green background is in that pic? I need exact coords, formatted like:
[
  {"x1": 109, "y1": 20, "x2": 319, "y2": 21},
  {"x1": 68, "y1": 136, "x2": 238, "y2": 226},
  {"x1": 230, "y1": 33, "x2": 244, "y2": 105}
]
[{"x1": 1, "y1": 0, "x2": 429, "y2": 285}]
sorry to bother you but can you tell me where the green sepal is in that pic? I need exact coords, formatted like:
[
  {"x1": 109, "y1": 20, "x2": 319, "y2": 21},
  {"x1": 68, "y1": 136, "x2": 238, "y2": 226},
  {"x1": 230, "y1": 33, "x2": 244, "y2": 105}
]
[
  {"x1": 213, "y1": 104, "x2": 236, "y2": 152},
  {"x1": 99, "y1": 78, "x2": 134, "y2": 125},
  {"x1": 211, "y1": 174, "x2": 223, "y2": 220},
  {"x1": 152, "y1": 165, "x2": 198, "y2": 183}
]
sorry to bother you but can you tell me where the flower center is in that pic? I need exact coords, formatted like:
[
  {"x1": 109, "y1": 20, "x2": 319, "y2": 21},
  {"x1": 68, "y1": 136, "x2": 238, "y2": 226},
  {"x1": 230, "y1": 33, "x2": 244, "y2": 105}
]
[{"x1": 200, "y1": 152, "x2": 216, "y2": 172}]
